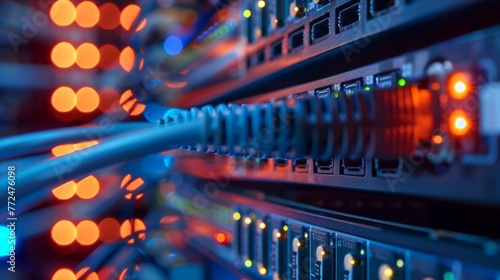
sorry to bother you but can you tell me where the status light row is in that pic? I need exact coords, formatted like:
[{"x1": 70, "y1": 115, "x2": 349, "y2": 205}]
[{"x1": 50, "y1": 1, "x2": 145, "y2": 31}]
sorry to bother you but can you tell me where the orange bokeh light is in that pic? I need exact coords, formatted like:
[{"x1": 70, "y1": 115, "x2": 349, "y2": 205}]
[
  {"x1": 119, "y1": 90, "x2": 145, "y2": 116},
  {"x1": 75, "y1": 1, "x2": 100, "y2": 28},
  {"x1": 135, "y1": 19, "x2": 147, "y2": 32},
  {"x1": 120, "y1": 219, "x2": 146, "y2": 244},
  {"x1": 76, "y1": 87, "x2": 100, "y2": 113},
  {"x1": 98, "y1": 44, "x2": 120, "y2": 70},
  {"x1": 432, "y1": 135, "x2": 443, "y2": 145},
  {"x1": 76, "y1": 267, "x2": 99, "y2": 280},
  {"x1": 98, "y1": 218, "x2": 121, "y2": 242},
  {"x1": 76, "y1": 175, "x2": 100, "y2": 199},
  {"x1": 52, "y1": 181, "x2": 77, "y2": 200},
  {"x1": 51, "y1": 220, "x2": 77, "y2": 246},
  {"x1": 51, "y1": 86, "x2": 76, "y2": 112},
  {"x1": 51, "y1": 42, "x2": 76, "y2": 68},
  {"x1": 76, "y1": 220, "x2": 100, "y2": 245},
  {"x1": 99, "y1": 3, "x2": 121, "y2": 30},
  {"x1": 449, "y1": 109, "x2": 470, "y2": 136},
  {"x1": 215, "y1": 232, "x2": 227, "y2": 244},
  {"x1": 52, "y1": 140, "x2": 99, "y2": 157},
  {"x1": 120, "y1": 174, "x2": 145, "y2": 200},
  {"x1": 120, "y1": 4, "x2": 141, "y2": 31},
  {"x1": 50, "y1": 0, "x2": 76, "y2": 27},
  {"x1": 52, "y1": 268, "x2": 76, "y2": 280},
  {"x1": 449, "y1": 72, "x2": 472, "y2": 100},
  {"x1": 119, "y1": 47, "x2": 135, "y2": 72},
  {"x1": 76, "y1": 43, "x2": 100, "y2": 69}
]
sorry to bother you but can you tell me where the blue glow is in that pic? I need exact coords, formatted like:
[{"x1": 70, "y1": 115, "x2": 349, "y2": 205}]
[
  {"x1": 164, "y1": 36, "x2": 183, "y2": 56},
  {"x1": 164, "y1": 155, "x2": 175, "y2": 169},
  {"x1": 167, "y1": 253, "x2": 177, "y2": 259},
  {"x1": 163, "y1": 108, "x2": 185, "y2": 120},
  {"x1": 144, "y1": 103, "x2": 169, "y2": 123},
  {"x1": 140, "y1": 154, "x2": 167, "y2": 177},
  {"x1": 146, "y1": 238, "x2": 159, "y2": 247},
  {"x1": 0, "y1": 226, "x2": 11, "y2": 257}
]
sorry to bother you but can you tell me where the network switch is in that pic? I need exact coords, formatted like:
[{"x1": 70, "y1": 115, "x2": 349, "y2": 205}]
[
  {"x1": 169, "y1": 186, "x2": 500, "y2": 280},
  {"x1": 172, "y1": 26, "x2": 500, "y2": 205}
]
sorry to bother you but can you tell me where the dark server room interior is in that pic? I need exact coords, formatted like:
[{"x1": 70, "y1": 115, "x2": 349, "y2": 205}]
[{"x1": 0, "y1": 0, "x2": 500, "y2": 279}]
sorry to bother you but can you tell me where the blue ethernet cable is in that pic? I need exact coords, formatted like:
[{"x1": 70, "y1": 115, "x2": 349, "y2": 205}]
[{"x1": 0, "y1": 122, "x2": 152, "y2": 160}]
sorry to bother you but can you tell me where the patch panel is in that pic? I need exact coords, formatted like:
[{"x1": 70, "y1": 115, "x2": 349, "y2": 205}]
[{"x1": 171, "y1": 189, "x2": 500, "y2": 280}]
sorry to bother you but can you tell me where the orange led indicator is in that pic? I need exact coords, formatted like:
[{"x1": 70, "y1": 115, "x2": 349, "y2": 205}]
[
  {"x1": 449, "y1": 109, "x2": 470, "y2": 136},
  {"x1": 432, "y1": 135, "x2": 443, "y2": 144},
  {"x1": 215, "y1": 232, "x2": 227, "y2": 244},
  {"x1": 449, "y1": 72, "x2": 472, "y2": 100}
]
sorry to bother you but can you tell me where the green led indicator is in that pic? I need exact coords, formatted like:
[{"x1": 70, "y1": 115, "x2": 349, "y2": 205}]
[
  {"x1": 444, "y1": 272, "x2": 455, "y2": 280},
  {"x1": 243, "y1": 9, "x2": 252, "y2": 18},
  {"x1": 334, "y1": 92, "x2": 339, "y2": 98},
  {"x1": 398, "y1": 78, "x2": 407, "y2": 87},
  {"x1": 364, "y1": 86, "x2": 371, "y2": 91},
  {"x1": 245, "y1": 260, "x2": 252, "y2": 267}
]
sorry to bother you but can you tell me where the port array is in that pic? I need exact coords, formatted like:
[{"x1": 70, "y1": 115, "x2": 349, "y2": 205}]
[{"x1": 246, "y1": 0, "x2": 404, "y2": 68}]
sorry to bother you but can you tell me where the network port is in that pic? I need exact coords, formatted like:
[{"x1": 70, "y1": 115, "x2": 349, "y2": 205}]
[
  {"x1": 336, "y1": 1, "x2": 360, "y2": 33},
  {"x1": 340, "y1": 158, "x2": 365, "y2": 176},
  {"x1": 372, "y1": 158, "x2": 403, "y2": 177},
  {"x1": 342, "y1": 79, "x2": 362, "y2": 94},
  {"x1": 275, "y1": 158, "x2": 290, "y2": 172},
  {"x1": 256, "y1": 49, "x2": 266, "y2": 65},
  {"x1": 369, "y1": 0, "x2": 398, "y2": 17},
  {"x1": 271, "y1": 39, "x2": 283, "y2": 59},
  {"x1": 293, "y1": 158, "x2": 309, "y2": 173},
  {"x1": 375, "y1": 71, "x2": 397, "y2": 88},
  {"x1": 315, "y1": 86, "x2": 331, "y2": 98},
  {"x1": 289, "y1": 28, "x2": 304, "y2": 51},
  {"x1": 314, "y1": 159, "x2": 334, "y2": 174},
  {"x1": 310, "y1": 14, "x2": 330, "y2": 44}
]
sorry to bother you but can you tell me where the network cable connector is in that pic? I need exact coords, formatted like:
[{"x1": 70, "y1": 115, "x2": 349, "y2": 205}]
[{"x1": 165, "y1": 77, "x2": 445, "y2": 164}]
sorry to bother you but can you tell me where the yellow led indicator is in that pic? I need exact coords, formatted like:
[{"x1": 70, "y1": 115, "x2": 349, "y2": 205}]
[
  {"x1": 243, "y1": 9, "x2": 252, "y2": 18},
  {"x1": 296, "y1": 242, "x2": 301, "y2": 247},
  {"x1": 304, "y1": 233, "x2": 308, "y2": 238},
  {"x1": 321, "y1": 250, "x2": 325, "y2": 256},
  {"x1": 275, "y1": 232, "x2": 281, "y2": 238},
  {"x1": 259, "y1": 222, "x2": 266, "y2": 229},
  {"x1": 384, "y1": 267, "x2": 394, "y2": 278},
  {"x1": 259, "y1": 267, "x2": 267, "y2": 275},
  {"x1": 258, "y1": 0, "x2": 266, "y2": 8},
  {"x1": 233, "y1": 212, "x2": 241, "y2": 221},
  {"x1": 245, "y1": 260, "x2": 252, "y2": 267},
  {"x1": 244, "y1": 217, "x2": 252, "y2": 224},
  {"x1": 350, "y1": 259, "x2": 356, "y2": 265},
  {"x1": 396, "y1": 259, "x2": 404, "y2": 268},
  {"x1": 283, "y1": 225, "x2": 288, "y2": 231}
]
